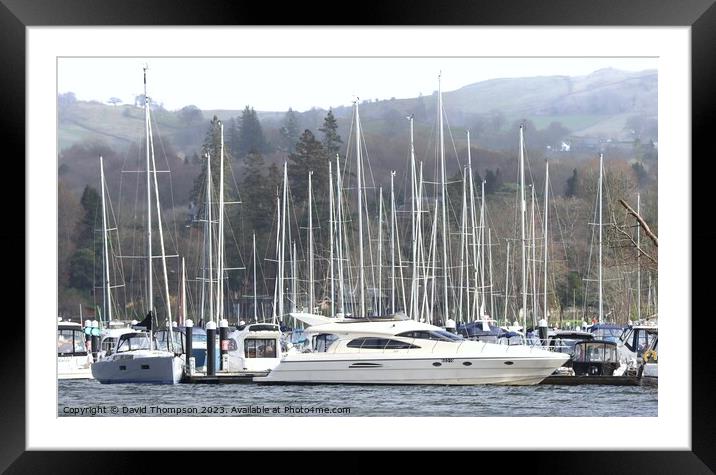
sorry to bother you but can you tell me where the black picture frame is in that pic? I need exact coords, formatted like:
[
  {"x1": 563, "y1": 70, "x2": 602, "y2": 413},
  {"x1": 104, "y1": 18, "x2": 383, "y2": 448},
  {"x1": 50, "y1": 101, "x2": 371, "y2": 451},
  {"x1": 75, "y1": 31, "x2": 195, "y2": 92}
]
[{"x1": 5, "y1": 0, "x2": 713, "y2": 471}]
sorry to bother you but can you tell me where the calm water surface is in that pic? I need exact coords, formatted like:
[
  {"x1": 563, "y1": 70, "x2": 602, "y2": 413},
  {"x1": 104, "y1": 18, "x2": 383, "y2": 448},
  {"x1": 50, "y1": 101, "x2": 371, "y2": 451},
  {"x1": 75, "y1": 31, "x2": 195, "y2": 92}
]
[{"x1": 59, "y1": 380, "x2": 657, "y2": 417}]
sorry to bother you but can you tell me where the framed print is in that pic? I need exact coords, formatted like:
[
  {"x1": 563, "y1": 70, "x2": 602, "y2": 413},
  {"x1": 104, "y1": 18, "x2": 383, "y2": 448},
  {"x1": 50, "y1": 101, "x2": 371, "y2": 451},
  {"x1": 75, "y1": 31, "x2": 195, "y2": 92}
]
[{"x1": 4, "y1": 0, "x2": 714, "y2": 471}]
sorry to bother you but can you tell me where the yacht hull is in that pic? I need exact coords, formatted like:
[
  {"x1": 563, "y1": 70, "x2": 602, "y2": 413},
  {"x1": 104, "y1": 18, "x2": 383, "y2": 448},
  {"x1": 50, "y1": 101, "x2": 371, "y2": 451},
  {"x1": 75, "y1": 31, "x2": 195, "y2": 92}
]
[
  {"x1": 91, "y1": 353, "x2": 184, "y2": 384},
  {"x1": 255, "y1": 354, "x2": 568, "y2": 386},
  {"x1": 641, "y1": 362, "x2": 658, "y2": 386},
  {"x1": 58, "y1": 356, "x2": 94, "y2": 380}
]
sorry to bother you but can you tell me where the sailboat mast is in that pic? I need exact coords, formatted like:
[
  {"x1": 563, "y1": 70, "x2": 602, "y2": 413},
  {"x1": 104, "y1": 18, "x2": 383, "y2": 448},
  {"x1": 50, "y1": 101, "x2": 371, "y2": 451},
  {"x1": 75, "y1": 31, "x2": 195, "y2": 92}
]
[
  {"x1": 207, "y1": 152, "x2": 214, "y2": 323},
  {"x1": 464, "y1": 131, "x2": 472, "y2": 323},
  {"x1": 378, "y1": 187, "x2": 383, "y2": 316},
  {"x1": 416, "y1": 161, "x2": 425, "y2": 321},
  {"x1": 308, "y1": 171, "x2": 314, "y2": 314},
  {"x1": 147, "y1": 115, "x2": 174, "y2": 343},
  {"x1": 253, "y1": 233, "x2": 257, "y2": 322},
  {"x1": 480, "y1": 179, "x2": 486, "y2": 316},
  {"x1": 100, "y1": 155, "x2": 112, "y2": 325},
  {"x1": 409, "y1": 115, "x2": 418, "y2": 320},
  {"x1": 272, "y1": 194, "x2": 281, "y2": 324},
  {"x1": 531, "y1": 185, "x2": 538, "y2": 327},
  {"x1": 181, "y1": 257, "x2": 186, "y2": 325},
  {"x1": 543, "y1": 161, "x2": 549, "y2": 324},
  {"x1": 143, "y1": 66, "x2": 153, "y2": 325},
  {"x1": 489, "y1": 228, "x2": 494, "y2": 320},
  {"x1": 336, "y1": 155, "x2": 345, "y2": 314},
  {"x1": 355, "y1": 101, "x2": 366, "y2": 317},
  {"x1": 504, "y1": 240, "x2": 510, "y2": 326},
  {"x1": 279, "y1": 161, "x2": 288, "y2": 320},
  {"x1": 438, "y1": 73, "x2": 449, "y2": 324},
  {"x1": 217, "y1": 122, "x2": 225, "y2": 321},
  {"x1": 429, "y1": 198, "x2": 439, "y2": 324},
  {"x1": 390, "y1": 171, "x2": 396, "y2": 314},
  {"x1": 519, "y1": 125, "x2": 528, "y2": 334},
  {"x1": 458, "y1": 168, "x2": 467, "y2": 323},
  {"x1": 329, "y1": 160, "x2": 335, "y2": 317},
  {"x1": 292, "y1": 240, "x2": 297, "y2": 313},
  {"x1": 467, "y1": 135, "x2": 479, "y2": 321},
  {"x1": 598, "y1": 153, "x2": 604, "y2": 323},
  {"x1": 636, "y1": 192, "x2": 641, "y2": 320}
]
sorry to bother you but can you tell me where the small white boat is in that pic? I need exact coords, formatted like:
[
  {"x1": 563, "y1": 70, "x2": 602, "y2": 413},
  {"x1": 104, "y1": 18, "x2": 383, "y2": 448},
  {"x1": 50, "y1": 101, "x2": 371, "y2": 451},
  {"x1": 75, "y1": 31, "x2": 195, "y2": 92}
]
[
  {"x1": 255, "y1": 315, "x2": 569, "y2": 385},
  {"x1": 223, "y1": 323, "x2": 290, "y2": 373},
  {"x1": 57, "y1": 320, "x2": 93, "y2": 380},
  {"x1": 91, "y1": 331, "x2": 183, "y2": 384}
]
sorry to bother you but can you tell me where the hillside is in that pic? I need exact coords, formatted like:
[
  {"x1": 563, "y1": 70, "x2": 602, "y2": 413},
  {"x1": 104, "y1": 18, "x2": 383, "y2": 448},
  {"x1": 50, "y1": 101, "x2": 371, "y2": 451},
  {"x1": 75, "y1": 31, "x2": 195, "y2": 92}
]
[{"x1": 58, "y1": 68, "x2": 657, "y2": 156}]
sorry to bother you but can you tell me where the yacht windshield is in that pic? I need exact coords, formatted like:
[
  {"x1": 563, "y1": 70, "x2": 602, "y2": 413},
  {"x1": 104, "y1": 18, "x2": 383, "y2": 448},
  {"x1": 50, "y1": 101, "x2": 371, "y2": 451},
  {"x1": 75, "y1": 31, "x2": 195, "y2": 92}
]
[
  {"x1": 116, "y1": 334, "x2": 152, "y2": 353},
  {"x1": 312, "y1": 333, "x2": 339, "y2": 352},
  {"x1": 592, "y1": 327, "x2": 622, "y2": 343},
  {"x1": 550, "y1": 338, "x2": 581, "y2": 355},
  {"x1": 57, "y1": 328, "x2": 86, "y2": 355}
]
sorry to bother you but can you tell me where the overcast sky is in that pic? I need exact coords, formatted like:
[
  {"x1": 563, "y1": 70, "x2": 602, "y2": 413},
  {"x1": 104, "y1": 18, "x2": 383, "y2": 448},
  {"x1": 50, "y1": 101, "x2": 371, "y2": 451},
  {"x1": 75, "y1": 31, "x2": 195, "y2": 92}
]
[{"x1": 58, "y1": 57, "x2": 656, "y2": 112}]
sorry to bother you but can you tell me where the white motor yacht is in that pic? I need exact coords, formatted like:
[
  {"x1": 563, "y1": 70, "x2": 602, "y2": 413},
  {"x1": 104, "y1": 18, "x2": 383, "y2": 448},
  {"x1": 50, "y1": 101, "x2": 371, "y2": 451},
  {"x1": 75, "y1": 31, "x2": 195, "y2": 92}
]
[
  {"x1": 57, "y1": 320, "x2": 93, "y2": 380},
  {"x1": 255, "y1": 314, "x2": 569, "y2": 385},
  {"x1": 223, "y1": 323, "x2": 289, "y2": 373}
]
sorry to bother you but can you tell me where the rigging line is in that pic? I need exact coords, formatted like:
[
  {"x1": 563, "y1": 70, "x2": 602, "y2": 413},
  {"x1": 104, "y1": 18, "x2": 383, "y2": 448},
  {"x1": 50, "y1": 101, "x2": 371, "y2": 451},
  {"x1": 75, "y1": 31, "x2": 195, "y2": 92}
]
[
  {"x1": 150, "y1": 112, "x2": 180, "y2": 258},
  {"x1": 442, "y1": 112, "x2": 464, "y2": 173},
  {"x1": 113, "y1": 145, "x2": 133, "y2": 318}
]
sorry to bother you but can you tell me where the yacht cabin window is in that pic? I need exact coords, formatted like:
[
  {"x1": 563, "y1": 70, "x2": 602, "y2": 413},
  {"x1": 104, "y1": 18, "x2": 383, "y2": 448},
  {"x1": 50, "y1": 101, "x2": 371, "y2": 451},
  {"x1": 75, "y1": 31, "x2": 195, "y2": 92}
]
[
  {"x1": 245, "y1": 338, "x2": 277, "y2": 358},
  {"x1": 312, "y1": 333, "x2": 339, "y2": 352},
  {"x1": 346, "y1": 337, "x2": 420, "y2": 349},
  {"x1": 396, "y1": 330, "x2": 462, "y2": 342},
  {"x1": 57, "y1": 328, "x2": 87, "y2": 355}
]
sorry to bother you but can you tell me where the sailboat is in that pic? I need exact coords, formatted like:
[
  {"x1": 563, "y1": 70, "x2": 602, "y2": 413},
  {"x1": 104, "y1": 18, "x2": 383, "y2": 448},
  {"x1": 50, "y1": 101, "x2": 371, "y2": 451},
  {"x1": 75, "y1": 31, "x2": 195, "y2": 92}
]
[{"x1": 91, "y1": 66, "x2": 184, "y2": 384}]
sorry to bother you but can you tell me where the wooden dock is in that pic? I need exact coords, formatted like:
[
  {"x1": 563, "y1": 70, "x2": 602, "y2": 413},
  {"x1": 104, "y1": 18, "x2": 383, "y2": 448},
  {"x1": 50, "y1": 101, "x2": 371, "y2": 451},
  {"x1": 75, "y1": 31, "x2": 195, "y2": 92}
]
[
  {"x1": 540, "y1": 375, "x2": 642, "y2": 386},
  {"x1": 181, "y1": 371, "x2": 269, "y2": 384}
]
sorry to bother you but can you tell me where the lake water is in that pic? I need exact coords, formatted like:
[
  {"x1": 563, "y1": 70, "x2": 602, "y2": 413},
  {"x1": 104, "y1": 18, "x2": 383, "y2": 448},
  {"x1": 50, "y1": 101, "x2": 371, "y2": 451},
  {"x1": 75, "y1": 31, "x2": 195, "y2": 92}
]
[{"x1": 59, "y1": 379, "x2": 657, "y2": 417}]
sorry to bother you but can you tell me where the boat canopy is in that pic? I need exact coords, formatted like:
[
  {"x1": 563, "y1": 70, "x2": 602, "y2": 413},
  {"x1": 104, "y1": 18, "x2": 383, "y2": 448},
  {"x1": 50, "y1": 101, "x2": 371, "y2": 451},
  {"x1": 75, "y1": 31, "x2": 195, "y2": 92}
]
[
  {"x1": 115, "y1": 332, "x2": 153, "y2": 353},
  {"x1": 573, "y1": 340, "x2": 619, "y2": 364}
]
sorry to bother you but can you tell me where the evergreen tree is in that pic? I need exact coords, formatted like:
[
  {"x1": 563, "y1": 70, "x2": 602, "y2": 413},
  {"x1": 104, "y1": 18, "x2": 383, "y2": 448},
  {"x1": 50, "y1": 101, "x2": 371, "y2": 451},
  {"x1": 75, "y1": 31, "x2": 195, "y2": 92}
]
[
  {"x1": 236, "y1": 106, "x2": 269, "y2": 158},
  {"x1": 240, "y1": 153, "x2": 274, "y2": 236},
  {"x1": 287, "y1": 129, "x2": 329, "y2": 206},
  {"x1": 68, "y1": 185, "x2": 101, "y2": 294},
  {"x1": 228, "y1": 117, "x2": 240, "y2": 158},
  {"x1": 484, "y1": 169, "x2": 499, "y2": 195},
  {"x1": 69, "y1": 248, "x2": 96, "y2": 291},
  {"x1": 565, "y1": 168, "x2": 579, "y2": 198},
  {"x1": 632, "y1": 161, "x2": 648, "y2": 186},
  {"x1": 319, "y1": 109, "x2": 343, "y2": 158},
  {"x1": 267, "y1": 163, "x2": 281, "y2": 198},
  {"x1": 279, "y1": 108, "x2": 300, "y2": 154},
  {"x1": 76, "y1": 185, "x2": 100, "y2": 249}
]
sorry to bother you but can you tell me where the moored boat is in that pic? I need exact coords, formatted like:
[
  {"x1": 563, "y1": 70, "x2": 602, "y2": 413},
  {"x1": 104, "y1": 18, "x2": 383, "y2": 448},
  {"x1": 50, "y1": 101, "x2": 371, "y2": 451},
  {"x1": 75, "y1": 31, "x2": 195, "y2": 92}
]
[
  {"x1": 57, "y1": 320, "x2": 93, "y2": 380},
  {"x1": 255, "y1": 314, "x2": 568, "y2": 385}
]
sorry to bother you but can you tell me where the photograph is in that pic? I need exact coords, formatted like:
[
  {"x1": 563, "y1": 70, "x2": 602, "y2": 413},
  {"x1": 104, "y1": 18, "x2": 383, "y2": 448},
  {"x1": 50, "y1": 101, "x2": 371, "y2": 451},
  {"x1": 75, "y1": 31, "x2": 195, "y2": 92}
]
[
  {"x1": 56, "y1": 56, "x2": 659, "y2": 417},
  {"x1": 11, "y1": 18, "x2": 701, "y2": 460}
]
